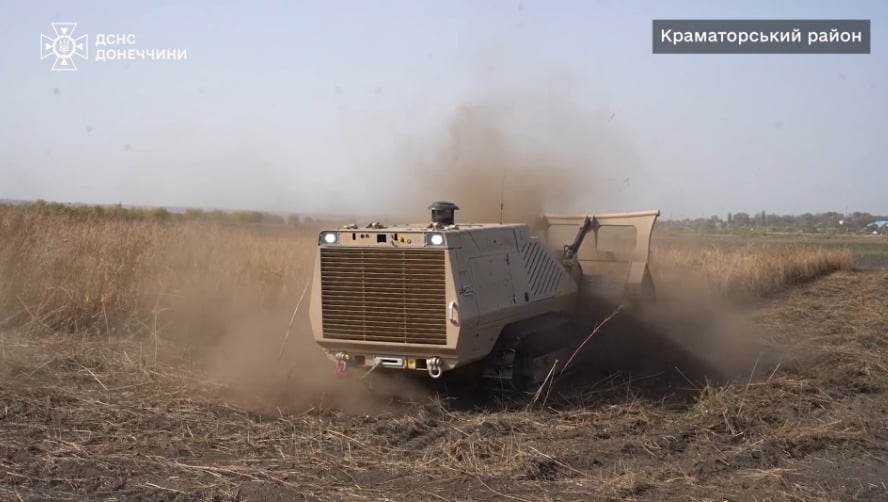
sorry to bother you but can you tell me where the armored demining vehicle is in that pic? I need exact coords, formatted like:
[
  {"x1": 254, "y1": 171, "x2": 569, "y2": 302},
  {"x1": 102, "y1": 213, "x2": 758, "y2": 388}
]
[{"x1": 308, "y1": 201, "x2": 659, "y2": 392}]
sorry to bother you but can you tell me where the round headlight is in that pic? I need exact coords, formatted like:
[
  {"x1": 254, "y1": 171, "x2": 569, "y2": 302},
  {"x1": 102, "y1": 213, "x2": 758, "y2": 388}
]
[
  {"x1": 322, "y1": 232, "x2": 338, "y2": 244},
  {"x1": 429, "y1": 233, "x2": 444, "y2": 246}
]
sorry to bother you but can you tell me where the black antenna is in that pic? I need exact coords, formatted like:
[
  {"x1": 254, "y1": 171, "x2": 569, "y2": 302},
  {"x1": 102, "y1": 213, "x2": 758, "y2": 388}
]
[{"x1": 498, "y1": 167, "x2": 506, "y2": 224}]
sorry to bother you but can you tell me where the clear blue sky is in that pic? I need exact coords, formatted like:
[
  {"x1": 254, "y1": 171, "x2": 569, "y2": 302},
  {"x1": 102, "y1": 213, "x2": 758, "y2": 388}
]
[{"x1": 1, "y1": 1, "x2": 885, "y2": 219}]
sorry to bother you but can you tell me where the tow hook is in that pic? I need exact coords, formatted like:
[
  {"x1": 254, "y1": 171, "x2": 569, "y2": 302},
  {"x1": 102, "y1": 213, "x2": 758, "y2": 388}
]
[
  {"x1": 428, "y1": 357, "x2": 443, "y2": 379},
  {"x1": 334, "y1": 352, "x2": 350, "y2": 377}
]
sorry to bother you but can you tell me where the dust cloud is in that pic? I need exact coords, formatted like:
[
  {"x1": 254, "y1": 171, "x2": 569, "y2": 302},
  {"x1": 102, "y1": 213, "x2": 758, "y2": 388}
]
[
  {"x1": 380, "y1": 93, "x2": 772, "y2": 387},
  {"x1": 156, "y1": 92, "x2": 768, "y2": 412},
  {"x1": 559, "y1": 280, "x2": 777, "y2": 400},
  {"x1": 160, "y1": 256, "x2": 431, "y2": 414},
  {"x1": 171, "y1": 92, "x2": 648, "y2": 411},
  {"x1": 644, "y1": 274, "x2": 780, "y2": 381},
  {"x1": 200, "y1": 94, "x2": 628, "y2": 396},
  {"x1": 378, "y1": 93, "x2": 642, "y2": 228}
]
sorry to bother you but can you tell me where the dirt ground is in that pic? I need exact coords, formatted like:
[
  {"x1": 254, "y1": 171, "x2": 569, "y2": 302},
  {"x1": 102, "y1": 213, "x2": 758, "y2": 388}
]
[{"x1": 2, "y1": 269, "x2": 887, "y2": 501}]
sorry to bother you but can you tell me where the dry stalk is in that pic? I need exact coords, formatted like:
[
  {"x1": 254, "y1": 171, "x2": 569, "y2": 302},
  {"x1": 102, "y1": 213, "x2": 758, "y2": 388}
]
[
  {"x1": 528, "y1": 359, "x2": 559, "y2": 408},
  {"x1": 526, "y1": 445, "x2": 587, "y2": 478},
  {"x1": 0, "y1": 310, "x2": 23, "y2": 329},
  {"x1": 278, "y1": 280, "x2": 311, "y2": 361},
  {"x1": 476, "y1": 476, "x2": 533, "y2": 502},
  {"x1": 560, "y1": 305, "x2": 623, "y2": 377},
  {"x1": 736, "y1": 352, "x2": 761, "y2": 418},
  {"x1": 80, "y1": 364, "x2": 109, "y2": 392},
  {"x1": 674, "y1": 365, "x2": 701, "y2": 391}
]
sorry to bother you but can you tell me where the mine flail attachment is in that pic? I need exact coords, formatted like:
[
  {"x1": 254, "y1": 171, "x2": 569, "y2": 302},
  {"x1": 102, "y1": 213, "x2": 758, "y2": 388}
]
[{"x1": 543, "y1": 210, "x2": 660, "y2": 308}]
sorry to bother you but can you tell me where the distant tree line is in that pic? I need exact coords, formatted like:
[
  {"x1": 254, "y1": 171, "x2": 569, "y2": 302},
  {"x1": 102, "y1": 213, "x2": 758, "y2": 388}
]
[
  {"x1": 6, "y1": 201, "x2": 886, "y2": 236},
  {"x1": 660, "y1": 211, "x2": 888, "y2": 235},
  {"x1": 3, "y1": 200, "x2": 317, "y2": 227}
]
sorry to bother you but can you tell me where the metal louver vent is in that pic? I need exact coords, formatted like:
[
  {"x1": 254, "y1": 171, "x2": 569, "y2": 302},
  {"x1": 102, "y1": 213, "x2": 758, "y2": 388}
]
[
  {"x1": 320, "y1": 247, "x2": 447, "y2": 345},
  {"x1": 522, "y1": 240, "x2": 561, "y2": 298}
]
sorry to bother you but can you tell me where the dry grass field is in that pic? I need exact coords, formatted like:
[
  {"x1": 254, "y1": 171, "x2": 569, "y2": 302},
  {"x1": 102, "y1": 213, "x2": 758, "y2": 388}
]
[
  {"x1": 652, "y1": 238, "x2": 854, "y2": 300},
  {"x1": 0, "y1": 206, "x2": 316, "y2": 337},
  {"x1": 1, "y1": 205, "x2": 886, "y2": 501}
]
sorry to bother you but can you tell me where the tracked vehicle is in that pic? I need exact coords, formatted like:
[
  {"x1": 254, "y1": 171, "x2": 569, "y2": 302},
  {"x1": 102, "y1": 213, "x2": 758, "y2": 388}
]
[{"x1": 308, "y1": 202, "x2": 659, "y2": 392}]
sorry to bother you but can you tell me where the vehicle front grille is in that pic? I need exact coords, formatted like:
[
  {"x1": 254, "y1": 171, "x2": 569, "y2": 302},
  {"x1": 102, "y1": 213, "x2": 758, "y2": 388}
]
[{"x1": 320, "y1": 247, "x2": 447, "y2": 345}]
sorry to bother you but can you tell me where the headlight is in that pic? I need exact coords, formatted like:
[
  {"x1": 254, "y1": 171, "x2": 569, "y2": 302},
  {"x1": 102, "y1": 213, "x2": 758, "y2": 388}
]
[
  {"x1": 427, "y1": 233, "x2": 445, "y2": 246},
  {"x1": 320, "y1": 231, "x2": 338, "y2": 244}
]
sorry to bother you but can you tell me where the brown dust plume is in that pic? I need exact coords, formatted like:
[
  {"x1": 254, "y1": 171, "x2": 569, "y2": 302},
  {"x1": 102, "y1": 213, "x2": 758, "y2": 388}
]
[{"x1": 381, "y1": 95, "x2": 642, "y2": 227}]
